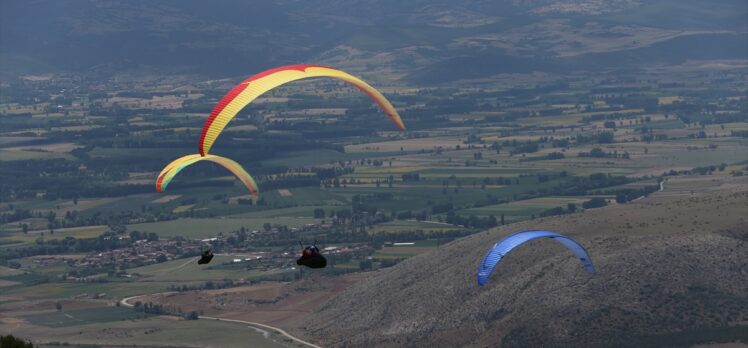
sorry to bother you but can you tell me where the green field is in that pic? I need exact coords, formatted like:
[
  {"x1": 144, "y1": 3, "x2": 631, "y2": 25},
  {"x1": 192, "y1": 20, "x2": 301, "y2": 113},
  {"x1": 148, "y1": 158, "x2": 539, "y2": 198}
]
[
  {"x1": 12, "y1": 258, "x2": 75, "y2": 275},
  {"x1": 372, "y1": 239, "x2": 449, "y2": 260},
  {"x1": 90, "y1": 147, "x2": 192, "y2": 160},
  {"x1": 373, "y1": 245, "x2": 438, "y2": 259},
  {"x1": 107, "y1": 317, "x2": 295, "y2": 348},
  {"x1": 369, "y1": 220, "x2": 462, "y2": 234},
  {"x1": 127, "y1": 255, "x2": 285, "y2": 282},
  {"x1": 0, "y1": 136, "x2": 37, "y2": 145},
  {"x1": 262, "y1": 149, "x2": 400, "y2": 167},
  {"x1": 418, "y1": 167, "x2": 544, "y2": 177},
  {"x1": 265, "y1": 187, "x2": 349, "y2": 206},
  {"x1": 23, "y1": 306, "x2": 151, "y2": 327},
  {"x1": 515, "y1": 114, "x2": 586, "y2": 126},
  {"x1": 0, "y1": 265, "x2": 24, "y2": 276},
  {"x1": 11, "y1": 197, "x2": 120, "y2": 212},
  {"x1": 0, "y1": 226, "x2": 108, "y2": 244},
  {"x1": 459, "y1": 196, "x2": 593, "y2": 217},
  {"x1": 329, "y1": 186, "x2": 500, "y2": 211},
  {"x1": 128, "y1": 217, "x2": 322, "y2": 239},
  {"x1": 82, "y1": 193, "x2": 168, "y2": 215},
  {"x1": 658, "y1": 96, "x2": 682, "y2": 105},
  {"x1": 5, "y1": 281, "x2": 178, "y2": 299},
  {"x1": 17, "y1": 315, "x2": 294, "y2": 348},
  {"x1": 0, "y1": 149, "x2": 71, "y2": 161},
  {"x1": 637, "y1": 119, "x2": 685, "y2": 129},
  {"x1": 228, "y1": 204, "x2": 344, "y2": 219}
]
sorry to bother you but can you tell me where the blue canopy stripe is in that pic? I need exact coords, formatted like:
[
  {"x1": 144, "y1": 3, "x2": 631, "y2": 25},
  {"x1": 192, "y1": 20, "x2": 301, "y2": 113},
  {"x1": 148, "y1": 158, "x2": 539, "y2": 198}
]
[{"x1": 477, "y1": 230, "x2": 595, "y2": 286}]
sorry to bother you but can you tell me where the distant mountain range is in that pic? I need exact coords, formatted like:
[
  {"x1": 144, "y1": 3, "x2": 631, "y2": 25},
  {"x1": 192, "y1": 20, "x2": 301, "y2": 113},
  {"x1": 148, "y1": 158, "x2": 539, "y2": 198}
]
[{"x1": 1, "y1": 0, "x2": 746, "y2": 82}]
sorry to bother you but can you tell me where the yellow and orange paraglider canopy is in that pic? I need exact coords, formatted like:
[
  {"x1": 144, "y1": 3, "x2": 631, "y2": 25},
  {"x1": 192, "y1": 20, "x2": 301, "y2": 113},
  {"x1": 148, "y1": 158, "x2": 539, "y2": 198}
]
[
  {"x1": 156, "y1": 154, "x2": 259, "y2": 196},
  {"x1": 198, "y1": 64, "x2": 406, "y2": 156}
]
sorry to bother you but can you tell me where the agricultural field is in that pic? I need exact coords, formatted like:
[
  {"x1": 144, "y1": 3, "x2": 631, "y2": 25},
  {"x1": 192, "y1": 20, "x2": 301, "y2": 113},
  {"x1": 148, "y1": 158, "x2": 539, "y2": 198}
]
[
  {"x1": 262, "y1": 149, "x2": 402, "y2": 167},
  {"x1": 368, "y1": 220, "x2": 464, "y2": 234},
  {"x1": 2, "y1": 281, "x2": 173, "y2": 299},
  {"x1": 1, "y1": 225, "x2": 108, "y2": 242},
  {"x1": 21, "y1": 306, "x2": 149, "y2": 328},
  {"x1": 128, "y1": 217, "x2": 323, "y2": 239},
  {"x1": 458, "y1": 196, "x2": 600, "y2": 220},
  {"x1": 345, "y1": 136, "x2": 464, "y2": 153},
  {"x1": 0, "y1": 265, "x2": 24, "y2": 277},
  {"x1": 126, "y1": 255, "x2": 289, "y2": 282},
  {"x1": 13, "y1": 197, "x2": 122, "y2": 215},
  {"x1": 2, "y1": 309, "x2": 295, "y2": 348},
  {"x1": 373, "y1": 242, "x2": 441, "y2": 259},
  {"x1": 0, "y1": 149, "x2": 72, "y2": 161},
  {"x1": 228, "y1": 204, "x2": 344, "y2": 219}
]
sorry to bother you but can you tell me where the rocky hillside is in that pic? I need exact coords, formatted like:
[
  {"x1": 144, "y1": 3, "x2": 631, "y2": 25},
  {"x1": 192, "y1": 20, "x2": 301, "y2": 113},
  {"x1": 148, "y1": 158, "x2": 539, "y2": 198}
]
[{"x1": 304, "y1": 189, "x2": 748, "y2": 347}]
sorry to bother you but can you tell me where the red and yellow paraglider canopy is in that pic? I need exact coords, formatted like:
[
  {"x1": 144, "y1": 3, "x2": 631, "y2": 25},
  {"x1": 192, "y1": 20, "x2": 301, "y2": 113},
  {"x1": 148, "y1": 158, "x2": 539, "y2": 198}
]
[
  {"x1": 156, "y1": 64, "x2": 405, "y2": 198},
  {"x1": 156, "y1": 154, "x2": 259, "y2": 196},
  {"x1": 198, "y1": 64, "x2": 406, "y2": 156}
]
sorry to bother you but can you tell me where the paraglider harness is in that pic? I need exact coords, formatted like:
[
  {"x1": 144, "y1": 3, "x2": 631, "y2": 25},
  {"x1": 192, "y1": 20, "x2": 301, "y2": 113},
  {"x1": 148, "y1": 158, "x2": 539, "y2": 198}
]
[
  {"x1": 296, "y1": 242, "x2": 327, "y2": 269},
  {"x1": 197, "y1": 249, "x2": 214, "y2": 265}
]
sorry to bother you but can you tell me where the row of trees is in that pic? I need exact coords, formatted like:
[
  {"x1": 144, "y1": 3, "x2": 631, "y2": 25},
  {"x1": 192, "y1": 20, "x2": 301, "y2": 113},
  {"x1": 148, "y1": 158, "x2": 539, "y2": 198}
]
[{"x1": 132, "y1": 301, "x2": 199, "y2": 320}]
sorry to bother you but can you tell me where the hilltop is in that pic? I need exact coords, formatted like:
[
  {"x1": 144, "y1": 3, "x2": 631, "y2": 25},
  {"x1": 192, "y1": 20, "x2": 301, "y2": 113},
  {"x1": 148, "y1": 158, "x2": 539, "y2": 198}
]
[
  {"x1": 304, "y1": 183, "x2": 748, "y2": 347},
  {"x1": 2, "y1": 0, "x2": 745, "y2": 80}
]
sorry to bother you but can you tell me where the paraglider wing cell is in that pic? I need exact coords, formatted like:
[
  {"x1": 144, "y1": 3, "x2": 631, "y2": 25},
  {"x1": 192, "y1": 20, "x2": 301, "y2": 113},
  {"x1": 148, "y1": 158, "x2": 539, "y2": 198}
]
[
  {"x1": 198, "y1": 64, "x2": 406, "y2": 156},
  {"x1": 155, "y1": 154, "x2": 258, "y2": 195},
  {"x1": 477, "y1": 230, "x2": 595, "y2": 286}
]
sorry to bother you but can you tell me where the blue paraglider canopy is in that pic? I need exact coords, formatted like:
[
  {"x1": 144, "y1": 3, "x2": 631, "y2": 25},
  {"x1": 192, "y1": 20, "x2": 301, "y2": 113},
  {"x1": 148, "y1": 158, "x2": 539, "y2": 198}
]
[{"x1": 477, "y1": 230, "x2": 595, "y2": 286}]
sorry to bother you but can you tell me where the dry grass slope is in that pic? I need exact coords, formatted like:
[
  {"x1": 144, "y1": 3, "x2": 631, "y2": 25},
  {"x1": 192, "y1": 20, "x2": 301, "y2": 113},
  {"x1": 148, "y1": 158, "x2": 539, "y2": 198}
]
[{"x1": 304, "y1": 189, "x2": 748, "y2": 347}]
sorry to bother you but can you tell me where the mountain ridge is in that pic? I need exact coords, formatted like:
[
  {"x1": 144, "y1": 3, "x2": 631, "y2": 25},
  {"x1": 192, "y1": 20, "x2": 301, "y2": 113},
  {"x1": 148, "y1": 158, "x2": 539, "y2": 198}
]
[
  {"x1": 2, "y1": 0, "x2": 745, "y2": 79},
  {"x1": 303, "y1": 187, "x2": 748, "y2": 347}
]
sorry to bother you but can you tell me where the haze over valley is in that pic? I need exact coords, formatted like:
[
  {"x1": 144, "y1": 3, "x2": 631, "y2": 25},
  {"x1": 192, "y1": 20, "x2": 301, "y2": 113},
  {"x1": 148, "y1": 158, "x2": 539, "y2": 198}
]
[{"x1": 0, "y1": 1, "x2": 746, "y2": 347}]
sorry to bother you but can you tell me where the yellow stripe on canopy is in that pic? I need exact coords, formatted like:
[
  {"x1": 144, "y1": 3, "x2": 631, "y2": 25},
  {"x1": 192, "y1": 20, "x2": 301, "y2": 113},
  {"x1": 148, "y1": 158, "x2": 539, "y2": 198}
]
[
  {"x1": 156, "y1": 154, "x2": 258, "y2": 196},
  {"x1": 199, "y1": 64, "x2": 405, "y2": 156}
]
